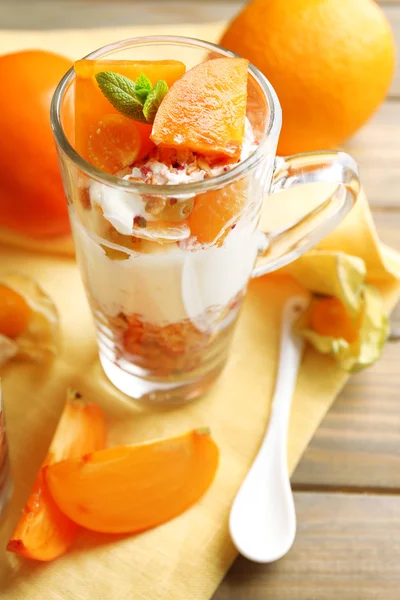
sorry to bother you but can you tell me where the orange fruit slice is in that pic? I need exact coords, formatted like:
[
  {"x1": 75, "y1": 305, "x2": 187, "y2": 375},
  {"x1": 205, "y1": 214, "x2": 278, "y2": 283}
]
[
  {"x1": 0, "y1": 284, "x2": 31, "y2": 338},
  {"x1": 151, "y1": 58, "x2": 248, "y2": 160},
  {"x1": 188, "y1": 179, "x2": 248, "y2": 245},
  {"x1": 74, "y1": 59, "x2": 186, "y2": 173},
  {"x1": 7, "y1": 390, "x2": 106, "y2": 561},
  {"x1": 45, "y1": 429, "x2": 219, "y2": 534},
  {"x1": 87, "y1": 113, "x2": 141, "y2": 174}
]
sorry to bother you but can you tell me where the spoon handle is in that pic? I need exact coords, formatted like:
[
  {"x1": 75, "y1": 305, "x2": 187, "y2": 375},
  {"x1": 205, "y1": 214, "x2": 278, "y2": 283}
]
[
  {"x1": 229, "y1": 296, "x2": 309, "y2": 563},
  {"x1": 265, "y1": 297, "x2": 307, "y2": 443}
]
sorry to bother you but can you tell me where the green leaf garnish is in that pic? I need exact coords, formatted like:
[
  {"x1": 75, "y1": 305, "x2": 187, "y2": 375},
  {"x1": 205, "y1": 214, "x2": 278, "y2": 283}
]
[
  {"x1": 95, "y1": 71, "x2": 147, "y2": 123},
  {"x1": 95, "y1": 71, "x2": 168, "y2": 124},
  {"x1": 143, "y1": 80, "x2": 168, "y2": 123},
  {"x1": 134, "y1": 73, "x2": 153, "y2": 104}
]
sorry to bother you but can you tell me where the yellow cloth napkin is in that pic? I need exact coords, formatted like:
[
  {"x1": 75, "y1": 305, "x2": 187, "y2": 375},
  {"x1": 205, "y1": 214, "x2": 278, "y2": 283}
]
[{"x1": 0, "y1": 23, "x2": 399, "y2": 600}]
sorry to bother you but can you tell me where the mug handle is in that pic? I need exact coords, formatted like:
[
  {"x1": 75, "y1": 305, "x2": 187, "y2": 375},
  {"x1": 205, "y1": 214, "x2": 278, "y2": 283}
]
[{"x1": 252, "y1": 150, "x2": 360, "y2": 278}]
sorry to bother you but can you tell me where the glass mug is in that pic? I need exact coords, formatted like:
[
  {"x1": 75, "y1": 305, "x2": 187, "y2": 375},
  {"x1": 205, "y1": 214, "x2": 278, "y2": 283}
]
[
  {"x1": 0, "y1": 384, "x2": 12, "y2": 519},
  {"x1": 51, "y1": 36, "x2": 360, "y2": 403}
]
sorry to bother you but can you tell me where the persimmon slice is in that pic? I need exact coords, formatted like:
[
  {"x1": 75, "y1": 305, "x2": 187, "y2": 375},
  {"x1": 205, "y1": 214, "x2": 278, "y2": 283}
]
[
  {"x1": 7, "y1": 390, "x2": 106, "y2": 561},
  {"x1": 45, "y1": 429, "x2": 219, "y2": 534},
  {"x1": 74, "y1": 59, "x2": 186, "y2": 83},
  {"x1": 151, "y1": 58, "x2": 248, "y2": 160},
  {"x1": 188, "y1": 179, "x2": 248, "y2": 245},
  {"x1": 74, "y1": 59, "x2": 186, "y2": 172},
  {"x1": 88, "y1": 114, "x2": 141, "y2": 174}
]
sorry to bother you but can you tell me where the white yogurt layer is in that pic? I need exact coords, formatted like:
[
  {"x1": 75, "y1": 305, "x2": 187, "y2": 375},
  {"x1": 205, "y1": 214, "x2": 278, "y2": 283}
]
[
  {"x1": 76, "y1": 119, "x2": 260, "y2": 327},
  {"x1": 71, "y1": 210, "x2": 261, "y2": 328},
  {"x1": 89, "y1": 182, "x2": 155, "y2": 236}
]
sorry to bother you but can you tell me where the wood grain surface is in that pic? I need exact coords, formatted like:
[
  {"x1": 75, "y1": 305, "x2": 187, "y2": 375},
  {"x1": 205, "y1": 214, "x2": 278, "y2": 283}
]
[
  {"x1": 1, "y1": 1, "x2": 399, "y2": 599},
  {"x1": 291, "y1": 209, "x2": 400, "y2": 492},
  {"x1": 343, "y1": 102, "x2": 400, "y2": 207},
  {"x1": 214, "y1": 493, "x2": 400, "y2": 600},
  {"x1": 292, "y1": 342, "x2": 400, "y2": 491}
]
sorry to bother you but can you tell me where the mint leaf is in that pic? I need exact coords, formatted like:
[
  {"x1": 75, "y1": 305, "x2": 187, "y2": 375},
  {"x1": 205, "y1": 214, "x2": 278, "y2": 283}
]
[
  {"x1": 143, "y1": 80, "x2": 168, "y2": 123},
  {"x1": 134, "y1": 73, "x2": 152, "y2": 104},
  {"x1": 95, "y1": 71, "x2": 168, "y2": 124},
  {"x1": 95, "y1": 71, "x2": 148, "y2": 123}
]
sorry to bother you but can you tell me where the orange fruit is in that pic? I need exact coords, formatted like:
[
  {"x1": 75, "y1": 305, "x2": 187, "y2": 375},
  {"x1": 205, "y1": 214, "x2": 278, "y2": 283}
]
[
  {"x1": 151, "y1": 58, "x2": 248, "y2": 160},
  {"x1": 310, "y1": 297, "x2": 361, "y2": 344},
  {"x1": 0, "y1": 50, "x2": 72, "y2": 238},
  {"x1": 74, "y1": 60, "x2": 186, "y2": 173},
  {"x1": 188, "y1": 179, "x2": 247, "y2": 245},
  {"x1": 45, "y1": 429, "x2": 219, "y2": 534},
  {"x1": 87, "y1": 113, "x2": 141, "y2": 174},
  {"x1": 220, "y1": 0, "x2": 396, "y2": 154},
  {"x1": 0, "y1": 284, "x2": 31, "y2": 338},
  {"x1": 7, "y1": 390, "x2": 106, "y2": 561}
]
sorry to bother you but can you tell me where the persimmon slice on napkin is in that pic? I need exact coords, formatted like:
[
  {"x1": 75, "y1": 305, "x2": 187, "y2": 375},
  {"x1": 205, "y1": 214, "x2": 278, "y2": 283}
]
[
  {"x1": 7, "y1": 390, "x2": 106, "y2": 561},
  {"x1": 45, "y1": 428, "x2": 219, "y2": 534}
]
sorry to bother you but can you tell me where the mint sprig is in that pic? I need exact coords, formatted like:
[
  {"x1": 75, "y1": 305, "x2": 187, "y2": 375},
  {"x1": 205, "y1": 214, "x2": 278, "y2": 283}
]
[
  {"x1": 143, "y1": 80, "x2": 168, "y2": 123},
  {"x1": 95, "y1": 71, "x2": 146, "y2": 122},
  {"x1": 134, "y1": 73, "x2": 153, "y2": 104},
  {"x1": 95, "y1": 71, "x2": 168, "y2": 124}
]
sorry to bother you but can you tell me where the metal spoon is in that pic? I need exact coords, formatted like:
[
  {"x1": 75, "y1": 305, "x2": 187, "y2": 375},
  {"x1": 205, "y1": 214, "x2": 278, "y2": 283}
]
[{"x1": 229, "y1": 296, "x2": 309, "y2": 563}]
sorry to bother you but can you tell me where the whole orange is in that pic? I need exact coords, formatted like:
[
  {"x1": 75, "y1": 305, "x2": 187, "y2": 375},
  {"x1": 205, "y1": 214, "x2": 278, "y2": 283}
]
[
  {"x1": 220, "y1": 0, "x2": 396, "y2": 155},
  {"x1": 0, "y1": 50, "x2": 72, "y2": 237}
]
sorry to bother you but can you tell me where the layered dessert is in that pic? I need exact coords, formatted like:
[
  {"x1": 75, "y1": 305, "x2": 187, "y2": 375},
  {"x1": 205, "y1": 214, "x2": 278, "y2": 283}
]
[{"x1": 70, "y1": 56, "x2": 262, "y2": 386}]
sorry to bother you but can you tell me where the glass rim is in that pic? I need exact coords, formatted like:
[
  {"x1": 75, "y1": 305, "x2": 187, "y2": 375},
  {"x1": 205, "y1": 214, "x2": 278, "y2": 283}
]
[{"x1": 51, "y1": 35, "x2": 282, "y2": 196}]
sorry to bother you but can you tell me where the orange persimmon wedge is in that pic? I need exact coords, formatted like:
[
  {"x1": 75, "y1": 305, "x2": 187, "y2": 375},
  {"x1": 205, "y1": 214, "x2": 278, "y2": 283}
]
[
  {"x1": 7, "y1": 390, "x2": 106, "y2": 561},
  {"x1": 45, "y1": 428, "x2": 219, "y2": 534},
  {"x1": 74, "y1": 59, "x2": 186, "y2": 173},
  {"x1": 151, "y1": 58, "x2": 248, "y2": 160},
  {"x1": 188, "y1": 179, "x2": 248, "y2": 245}
]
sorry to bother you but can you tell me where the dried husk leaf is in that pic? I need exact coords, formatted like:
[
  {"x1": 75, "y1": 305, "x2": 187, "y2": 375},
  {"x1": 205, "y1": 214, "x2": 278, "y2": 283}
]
[
  {"x1": 0, "y1": 273, "x2": 59, "y2": 365},
  {"x1": 0, "y1": 335, "x2": 18, "y2": 367},
  {"x1": 286, "y1": 250, "x2": 366, "y2": 318}
]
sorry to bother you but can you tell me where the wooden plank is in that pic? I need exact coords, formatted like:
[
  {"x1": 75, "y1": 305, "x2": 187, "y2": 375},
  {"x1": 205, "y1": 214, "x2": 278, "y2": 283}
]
[
  {"x1": 291, "y1": 342, "x2": 400, "y2": 491},
  {"x1": 290, "y1": 209, "x2": 400, "y2": 491},
  {"x1": 0, "y1": 1, "x2": 241, "y2": 29},
  {"x1": 373, "y1": 208, "x2": 400, "y2": 330},
  {"x1": 214, "y1": 492, "x2": 400, "y2": 600},
  {"x1": 343, "y1": 101, "x2": 400, "y2": 208},
  {"x1": 382, "y1": 6, "x2": 400, "y2": 97}
]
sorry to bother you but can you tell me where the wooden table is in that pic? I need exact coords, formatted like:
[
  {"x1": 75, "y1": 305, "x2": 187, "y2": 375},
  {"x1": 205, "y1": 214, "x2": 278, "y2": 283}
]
[{"x1": 2, "y1": 1, "x2": 400, "y2": 598}]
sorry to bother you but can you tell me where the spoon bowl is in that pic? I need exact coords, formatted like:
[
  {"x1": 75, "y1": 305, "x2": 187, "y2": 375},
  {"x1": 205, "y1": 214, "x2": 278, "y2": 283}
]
[{"x1": 229, "y1": 296, "x2": 309, "y2": 563}]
